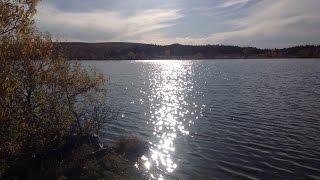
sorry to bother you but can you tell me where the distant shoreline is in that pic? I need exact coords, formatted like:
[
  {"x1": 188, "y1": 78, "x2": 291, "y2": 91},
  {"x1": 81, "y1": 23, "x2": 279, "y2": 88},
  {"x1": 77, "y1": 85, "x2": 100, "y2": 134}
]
[
  {"x1": 55, "y1": 42, "x2": 320, "y2": 60},
  {"x1": 73, "y1": 57, "x2": 320, "y2": 61}
]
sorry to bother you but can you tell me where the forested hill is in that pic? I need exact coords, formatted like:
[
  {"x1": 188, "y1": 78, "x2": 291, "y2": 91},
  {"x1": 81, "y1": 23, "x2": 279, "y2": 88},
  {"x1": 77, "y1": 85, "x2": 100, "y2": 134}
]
[{"x1": 56, "y1": 42, "x2": 320, "y2": 60}]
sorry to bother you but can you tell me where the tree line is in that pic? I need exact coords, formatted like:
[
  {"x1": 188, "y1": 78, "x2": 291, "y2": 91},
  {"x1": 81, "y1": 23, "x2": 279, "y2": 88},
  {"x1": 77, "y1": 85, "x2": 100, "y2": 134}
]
[{"x1": 57, "y1": 42, "x2": 320, "y2": 60}]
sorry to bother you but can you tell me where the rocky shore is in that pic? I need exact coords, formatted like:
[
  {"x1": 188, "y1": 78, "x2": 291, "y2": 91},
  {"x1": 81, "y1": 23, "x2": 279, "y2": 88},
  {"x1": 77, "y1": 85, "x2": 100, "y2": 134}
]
[{"x1": 1, "y1": 135, "x2": 148, "y2": 180}]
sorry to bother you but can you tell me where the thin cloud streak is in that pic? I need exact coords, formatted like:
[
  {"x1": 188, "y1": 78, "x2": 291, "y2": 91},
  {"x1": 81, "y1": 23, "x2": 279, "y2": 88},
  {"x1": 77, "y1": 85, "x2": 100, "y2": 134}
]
[
  {"x1": 218, "y1": 0, "x2": 252, "y2": 8},
  {"x1": 36, "y1": 4, "x2": 183, "y2": 42}
]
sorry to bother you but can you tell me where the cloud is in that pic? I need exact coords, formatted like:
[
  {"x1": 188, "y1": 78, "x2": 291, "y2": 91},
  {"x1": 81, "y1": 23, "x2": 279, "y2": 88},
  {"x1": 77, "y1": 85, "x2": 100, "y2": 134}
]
[
  {"x1": 36, "y1": 0, "x2": 320, "y2": 48},
  {"x1": 218, "y1": 0, "x2": 252, "y2": 8},
  {"x1": 36, "y1": 4, "x2": 183, "y2": 42},
  {"x1": 133, "y1": 0, "x2": 320, "y2": 48},
  {"x1": 210, "y1": 0, "x2": 320, "y2": 47}
]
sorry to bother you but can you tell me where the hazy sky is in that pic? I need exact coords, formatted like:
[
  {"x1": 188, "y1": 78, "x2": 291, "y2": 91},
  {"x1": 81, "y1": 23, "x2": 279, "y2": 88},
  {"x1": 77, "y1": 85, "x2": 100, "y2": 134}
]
[{"x1": 36, "y1": 0, "x2": 320, "y2": 48}]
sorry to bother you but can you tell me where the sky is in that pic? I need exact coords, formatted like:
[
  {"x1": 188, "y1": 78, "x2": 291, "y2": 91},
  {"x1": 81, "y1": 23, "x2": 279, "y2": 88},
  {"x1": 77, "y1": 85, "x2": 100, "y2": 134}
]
[{"x1": 36, "y1": 0, "x2": 320, "y2": 48}]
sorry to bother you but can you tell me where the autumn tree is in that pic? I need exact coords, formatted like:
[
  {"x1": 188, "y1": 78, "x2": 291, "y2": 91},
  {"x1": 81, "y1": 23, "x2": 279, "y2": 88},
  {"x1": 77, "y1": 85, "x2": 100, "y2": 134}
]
[
  {"x1": 0, "y1": 0, "x2": 107, "y2": 172},
  {"x1": 0, "y1": 0, "x2": 38, "y2": 36}
]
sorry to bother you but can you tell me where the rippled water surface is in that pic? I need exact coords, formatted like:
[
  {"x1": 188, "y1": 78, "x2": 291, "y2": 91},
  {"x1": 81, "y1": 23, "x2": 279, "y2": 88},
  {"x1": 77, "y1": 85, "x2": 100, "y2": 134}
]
[{"x1": 84, "y1": 59, "x2": 320, "y2": 179}]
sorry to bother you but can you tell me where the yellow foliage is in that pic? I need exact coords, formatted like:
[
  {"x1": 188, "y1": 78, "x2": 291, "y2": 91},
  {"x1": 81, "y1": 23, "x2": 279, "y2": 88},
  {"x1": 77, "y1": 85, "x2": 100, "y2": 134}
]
[{"x1": 0, "y1": 0, "x2": 107, "y2": 162}]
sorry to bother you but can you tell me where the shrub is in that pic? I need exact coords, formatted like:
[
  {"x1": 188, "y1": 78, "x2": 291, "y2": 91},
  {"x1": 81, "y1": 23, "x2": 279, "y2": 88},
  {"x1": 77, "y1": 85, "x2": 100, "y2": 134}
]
[{"x1": 0, "y1": 0, "x2": 107, "y2": 171}]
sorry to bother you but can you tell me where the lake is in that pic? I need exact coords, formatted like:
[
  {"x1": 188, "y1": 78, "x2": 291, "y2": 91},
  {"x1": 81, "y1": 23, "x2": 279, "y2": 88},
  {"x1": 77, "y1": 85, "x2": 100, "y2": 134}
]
[{"x1": 84, "y1": 59, "x2": 320, "y2": 180}]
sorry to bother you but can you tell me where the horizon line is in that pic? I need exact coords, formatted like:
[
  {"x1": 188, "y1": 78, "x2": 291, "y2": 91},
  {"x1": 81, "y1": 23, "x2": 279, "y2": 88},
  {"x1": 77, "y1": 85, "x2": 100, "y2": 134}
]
[{"x1": 56, "y1": 41, "x2": 320, "y2": 50}]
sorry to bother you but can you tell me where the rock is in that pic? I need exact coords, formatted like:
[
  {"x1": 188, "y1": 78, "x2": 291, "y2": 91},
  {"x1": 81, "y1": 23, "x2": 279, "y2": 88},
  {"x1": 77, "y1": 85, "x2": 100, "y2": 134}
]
[{"x1": 113, "y1": 138, "x2": 148, "y2": 162}]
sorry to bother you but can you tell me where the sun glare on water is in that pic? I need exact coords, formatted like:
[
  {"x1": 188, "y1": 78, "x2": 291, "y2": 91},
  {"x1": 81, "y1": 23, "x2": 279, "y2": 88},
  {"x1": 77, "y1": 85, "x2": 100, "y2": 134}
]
[{"x1": 138, "y1": 60, "x2": 199, "y2": 179}]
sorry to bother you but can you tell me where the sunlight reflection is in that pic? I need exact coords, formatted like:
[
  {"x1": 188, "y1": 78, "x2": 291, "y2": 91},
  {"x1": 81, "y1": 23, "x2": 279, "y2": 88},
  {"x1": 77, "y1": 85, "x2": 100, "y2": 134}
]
[{"x1": 139, "y1": 60, "x2": 194, "y2": 179}]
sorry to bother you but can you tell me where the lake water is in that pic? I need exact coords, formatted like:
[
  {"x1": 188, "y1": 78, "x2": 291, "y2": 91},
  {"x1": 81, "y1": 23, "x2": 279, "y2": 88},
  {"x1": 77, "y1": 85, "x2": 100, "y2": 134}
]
[{"x1": 84, "y1": 59, "x2": 320, "y2": 180}]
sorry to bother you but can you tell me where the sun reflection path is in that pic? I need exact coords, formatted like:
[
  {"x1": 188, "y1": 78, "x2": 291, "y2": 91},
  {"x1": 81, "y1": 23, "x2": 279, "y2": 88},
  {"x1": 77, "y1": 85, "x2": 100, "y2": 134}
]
[{"x1": 139, "y1": 60, "x2": 198, "y2": 179}]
